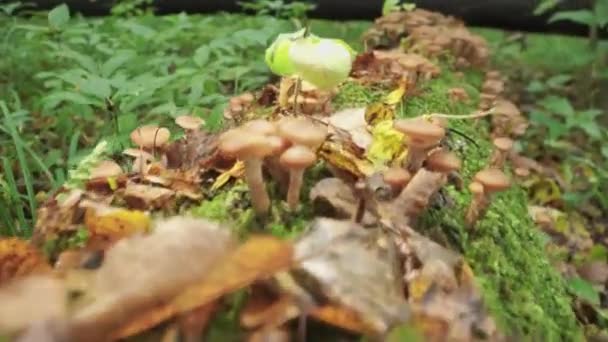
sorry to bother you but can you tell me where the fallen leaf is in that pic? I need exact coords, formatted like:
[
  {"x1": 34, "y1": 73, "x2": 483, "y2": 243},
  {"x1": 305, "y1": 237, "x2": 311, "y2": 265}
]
[
  {"x1": 0, "y1": 238, "x2": 51, "y2": 285},
  {"x1": 211, "y1": 160, "x2": 245, "y2": 192},
  {"x1": 309, "y1": 177, "x2": 377, "y2": 226},
  {"x1": 384, "y1": 83, "x2": 406, "y2": 105},
  {"x1": 0, "y1": 276, "x2": 66, "y2": 334},
  {"x1": 366, "y1": 120, "x2": 404, "y2": 168},
  {"x1": 83, "y1": 205, "x2": 150, "y2": 246},
  {"x1": 122, "y1": 182, "x2": 175, "y2": 210},
  {"x1": 327, "y1": 107, "x2": 372, "y2": 151},
  {"x1": 365, "y1": 102, "x2": 395, "y2": 126},
  {"x1": 173, "y1": 236, "x2": 293, "y2": 313},
  {"x1": 72, "y1": 217, "x2": 234, "y2": 338},
  {"x1": 293, "y1": 219, "x2": 409, "y2": 334},
  {"x1": 319, "y1": 141, "x2": 374, "y2": 179},
  {"x1": 311, "y1": 304, "x2": 379, "y2": 335}
]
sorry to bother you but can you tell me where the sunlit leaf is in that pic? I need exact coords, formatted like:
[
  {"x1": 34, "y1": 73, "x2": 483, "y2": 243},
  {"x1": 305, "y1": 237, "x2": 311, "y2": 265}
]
[
  {"x1": 366, "y1": 120, "x2": 404, "y2": 168},
  {"x1": 568, "y1": 277, "x2": 600, "y2": 306},
  {"x1": 48, "y1": 4, "x2": 70, "y2": 29},
  {"x1": 211, "y1": 161, "x2": 245, "y2": 192},
  {"x1": 84, "y1": 206, "x2": 151, "y2": 244},
  {"x1": 384, "y1": 83, "x2": 406, "y2": 105},
  {"x1": 549, "y1": 9, "x2": 596, "y2": 26},
  {"x1": 365, "y1": 102, "x2": 394, "y2": 126},
  {"x1": 382, "y1": 0, "x2": 400, "y2": 15}
]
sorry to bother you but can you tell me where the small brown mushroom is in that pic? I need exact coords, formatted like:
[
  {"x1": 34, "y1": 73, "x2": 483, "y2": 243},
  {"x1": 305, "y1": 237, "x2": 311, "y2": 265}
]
[
  {"x1": 130, "y1": 125, "x2": 171, "y2": 152},
  {"x1": 277, "y1": 117, "x2": 328, "y2": 150},
  {"x1": 243, "y1": 119, "x2": 277, "y2": 136},
  {"x1": 490, "y1": 137, "x2": 514, "y2": 168},
  {"x1": 393, "y1": 118, "x2": 446, "y2": 172},
  {"x1": 90, "y1": 160, "x2": 123, "y2": 179},
  {"x1": 465, "y1": 168, "x2": 511, "y2": 226},
  {"x1": 279, "y1": 145, "x2": 317, "y2": 210},
  {"x1": 175, "y1": 115, "x2": 204, "y2": 132},
  {"x1": 514, "y1": 167, "x2": 530, "y2": 178},
  {"x1": 219, "y1": 131, "x2": 277, "y2": 216},
  {"x1": 383, "y1": 167, "x2": 411, "y2": 196},
  {"x1": 425, "y1": 150, "x2": 461, "y2": 173}
]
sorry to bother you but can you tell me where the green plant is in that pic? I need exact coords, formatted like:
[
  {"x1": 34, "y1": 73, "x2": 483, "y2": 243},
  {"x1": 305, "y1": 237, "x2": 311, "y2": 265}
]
[
  {"x1": 111, "y1": 0, "x2": 155, "y2": 17},
  {"x1": 238, "y1": 0, "x2": 316, "y2": 28},
  {"x1": 382, "y1": 0, "x2": 416, "y2": 15}
]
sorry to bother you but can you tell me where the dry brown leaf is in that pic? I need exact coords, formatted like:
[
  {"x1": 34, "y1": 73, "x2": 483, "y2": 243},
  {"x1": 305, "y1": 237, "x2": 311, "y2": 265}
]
[
  {"x1": 0, "y1": 276, "x2": 66, "y2": 334},
  {"x1": 327, "y1": 107, "x2": 372, "y2": 151},
  {"x1": 173, "y1": 236, "x2": 293, "y2": 313},
  {"x1": 311, "y1": 304, "x2": 379, "y2": 335},
  {"x1": 122, "y1": 182, "x2": 175, "y2": 210},
  {"x1": 0, "y1": 238, "x2": 51, "y2": 285},
  {"x1": 72, "y1": 217, "x2": 234, "y2": 338},
  {"x1": 240, "y1": 290, "x2": 298, "y2": 329}
]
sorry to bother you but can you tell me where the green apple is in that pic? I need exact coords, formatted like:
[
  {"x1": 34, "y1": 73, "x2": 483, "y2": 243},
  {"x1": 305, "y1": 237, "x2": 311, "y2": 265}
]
[
  {"x1": 289, "y1": 36, "x2": 355, "y2": 90},
  {"x1": 265, "y1": 28, "x2": 307, "y2": 76}
]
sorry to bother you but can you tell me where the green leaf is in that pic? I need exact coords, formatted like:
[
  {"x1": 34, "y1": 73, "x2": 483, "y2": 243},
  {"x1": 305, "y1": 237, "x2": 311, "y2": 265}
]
[
  {"x1": 79, "y1": 75, "x2": 112, "y2": 100},
  {"x1": 382, "y1": 0, "x2": 400, "y2": 15},
  {"x1": 539, "y1": 95, "x2": 575, "y2": 117},
  {"x1": 42, "y1": 91, "x2": 99, "y2": 110},
  {"x1": 193, "y1": 45, "x2": 210, "y2": 67},
  {"x1": 48, "y1": 4, "x2": 70, "y2": 29},
  {"x1": 567, "y1": 277, "x2": 600, "y2": 306},
  {"x1": 534, "y1": 0, "x2": 561, "y2": 16},
  {"x1": 530, "y1": 110, "x2": 568, "y2": 141},
  {"x1": 546, "y1": 74, "x2": 572, "y2": 88},
  {"x1": 595, "y1": 0, "x2": 608, "y2": 28},
  {"x1": 549, "y1": 9, "x2": 596, "y2": 26},
  {"x1": 601, "y1": 144, "x2": 608, "y2": 159},
  {"x1": 526, "y1": 80, "x2": 547, "y2": 93},
  {"x1": 101, "y1": 50, "x2": 137, "y2": 77}
]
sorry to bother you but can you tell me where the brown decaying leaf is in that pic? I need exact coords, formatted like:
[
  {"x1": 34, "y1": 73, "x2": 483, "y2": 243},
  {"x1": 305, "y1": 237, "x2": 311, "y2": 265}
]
[
  {"x1": 122, "y1": 182, "x2": 175, "y2": 210},
  {"x1": 173, "y1": 236, "x2": 293, "y2": 312},
  {"x1": 311, "y1": 304, "x2": 379, "y2": 335},
  {"x1": 0, "y1": 276, "x2": 66, "y2": 334},
  {"x1": 111, "y1": 235, "x2": 292, "y2": 340},
  {"x1": 0, "y1": 238, "x2": 51, "y2": 285},
  {"x1": 71, "y1": 217, "x2": 234, "y2": 338}
]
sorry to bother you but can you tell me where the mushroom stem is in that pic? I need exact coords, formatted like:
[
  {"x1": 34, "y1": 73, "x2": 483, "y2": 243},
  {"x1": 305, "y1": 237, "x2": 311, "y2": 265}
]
[
  {"x1": 278, "y1": 77, "x2": 292, "y2": 108},
  {"x1": 405, "y1": 145, "x2": 427, "y2": 172},
  {"x1": 353, "y1": 181, "x2": 367, "y2": 224},
  {"x1": 286, "y1": 168, "x2": 305, "y2": 210},
  {"x1": 465, "y1": 190, "x2": 488, "y2": 226},
  {"x1": 293, "y1": 77, "x2": 302, "y2": 115},
  {"x1": 243, "y1": 158, "x2": 270, "y2": 215}
]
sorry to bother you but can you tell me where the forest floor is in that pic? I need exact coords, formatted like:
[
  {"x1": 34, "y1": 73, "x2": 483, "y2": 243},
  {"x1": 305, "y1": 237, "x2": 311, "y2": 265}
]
[{"x1": 0, "y1": 4, "x2": 607, "y2": 342}]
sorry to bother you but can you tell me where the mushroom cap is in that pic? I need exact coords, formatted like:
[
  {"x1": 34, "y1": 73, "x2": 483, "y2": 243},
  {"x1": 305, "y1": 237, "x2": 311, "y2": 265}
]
[
  {"x1": 90, "y1": 160, "x2": 123, "y2": 179},
  {"x1": 469, "y1": 181, "x2": 484, "y2": 195},
  {"x1": 474, "y1": 168, "x2": 511, "y2": 193},
  {"x1": 383, "y1": 167, "x2": 411, "y2": 188},
  {"x1": 277, "y1": 117, "x2": 327, "y2": 149},
  {"x1": 279, "y1": 145, "x2": 317, "y2": 170},
  {"x1": 514, "y1": 167, "x2": 530, "y2": 177},
  {"x1": 266, "y1": 135, "x2": 290, "y2": 155},
  {"x1": 394, "y1": 118, "x2": 445, "y2": 146},
  {"x1": 130, "y1": 125, "x2": 171, "y2": 149},
  {"x1": 122, "y1": 148, "x2": 154, "y2": 161},
  {"x1": 218, "y1": 130, "x2": 277, "y2": 159},
  {"x1": 175, "y1": 115, "x2": 204, "y2": 130},
  {"x1": 493, "y1": 137, "x2": 514, "y2": 151},
  {"x1": 426, "y1": 150, "x2": 462, "y2": 173},
  {"x1": 242, "y1": 119, "x2": 277, "y2": 136},
  {"x1": 494, "y1": 99, "x2": 521, "y2": 117}
]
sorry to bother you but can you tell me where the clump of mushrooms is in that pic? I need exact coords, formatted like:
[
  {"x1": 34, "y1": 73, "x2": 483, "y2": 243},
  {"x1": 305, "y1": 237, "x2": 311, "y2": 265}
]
[
  {"x1": 383, "y1": 167, "x2": 412, "y2": 197},
  {"x1": 465, "y1": 168, "x2": 511, "y2": 227},
  {"x1": 393, "y1": 118, "x2": 446, "y2": 172},
  {"x1": 489, "y1": 137, "x2": 514, "y2": 169}
]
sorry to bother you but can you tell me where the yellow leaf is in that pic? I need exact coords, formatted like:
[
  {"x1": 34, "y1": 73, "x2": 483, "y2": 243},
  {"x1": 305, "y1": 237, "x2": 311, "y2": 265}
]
[
  {"x1": 319, "y1": 141, "x2": 374, "y2": 178},
  {"x1": 383, "y1": 82, "x2": 406, "y2": 105},
  {"x1": 0, "y1": 238, "x2": 51, "y2": 285},
  {"x1": 211, "y1": 161, "x2": 245, "y2": 192},
  {"x1": 84, "y1": 207, "x2": 150, "y2": 244},
  {"x1": 366, "y1": 120, "x2": 405, "y2": 168},
  {"x1": 364, "y1": 102, "x2": 395, "y2": 126}
]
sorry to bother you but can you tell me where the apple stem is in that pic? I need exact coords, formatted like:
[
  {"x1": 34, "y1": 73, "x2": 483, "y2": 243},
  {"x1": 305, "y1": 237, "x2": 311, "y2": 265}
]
[{"x1": 293, "y1": 77, "x2": 301, "y2": 115}]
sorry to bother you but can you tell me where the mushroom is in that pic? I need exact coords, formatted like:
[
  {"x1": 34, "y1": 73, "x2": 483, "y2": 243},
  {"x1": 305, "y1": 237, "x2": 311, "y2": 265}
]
[
  {"x1": 383, "y1": 167, "x2": 411, "y2": 196},
  {"x1": 130, "y1": 125, "x2": 171, "y2": 153},
  {"x1": 279, "y1": 145, "x2": 317, "y2": 210},
  {"x1": 425, "y1": 150, "x2": 461, "y2": 173},
  {"x1": 490, "y1": 137, "x2": 514, "y2": 168},
  {"x1": 465, "y1": 168, "x2": 511, "y2": 226},
  {"x1": 242, "y1": 119, "x2": 277, "y2": 136},
  {"x1": 277, "y1": 117, "x2": 328, "y2": 150},
  {"x1": 90, "y1": 160, "x2": 123, "y2": 179},
  {"x1": 393, "y1": 118, "x2": 446, "y2": 172},
  {"x1": 219, "y1": 131, "x2": 278, "y2": 216},
  {"x1": 175, "y1": 115, "x2": 204, "y2": 132},
  {"x1": 514, "y1": 167, "x2": 530, "y2": 178}
]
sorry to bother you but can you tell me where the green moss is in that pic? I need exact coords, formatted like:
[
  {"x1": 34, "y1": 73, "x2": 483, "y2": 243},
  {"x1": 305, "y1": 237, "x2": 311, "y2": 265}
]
[
  {"x1": 332, "y1": 60, "x2": 582, "y2": 340},
  {"x1": 333, "y1": 81, "x2": 384, "y2": 109}
]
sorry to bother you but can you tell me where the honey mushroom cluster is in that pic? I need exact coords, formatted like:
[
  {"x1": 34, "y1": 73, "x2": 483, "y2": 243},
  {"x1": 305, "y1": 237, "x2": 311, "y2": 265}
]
[
  {"x1": 479, "y1": 70, "x2": 504, "y2": 111},
  {"x1": 218, "y1": 117, "x2": 327, "y2": 215},
  {"x1": 491, "y1": 99, "x2": 528, "y2": 138},
  {"x1": 393, "y1": 118, "x2": 446, "y2": 172},
  {"x1": 465, "y1": 168, "x2": 511, "y2": 227}
]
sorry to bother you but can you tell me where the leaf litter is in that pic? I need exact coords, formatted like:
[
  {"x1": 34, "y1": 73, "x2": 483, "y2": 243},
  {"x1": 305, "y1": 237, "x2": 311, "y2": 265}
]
[{"x1": 0, "y1": 7, "x2": 571, "y2": 342}]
